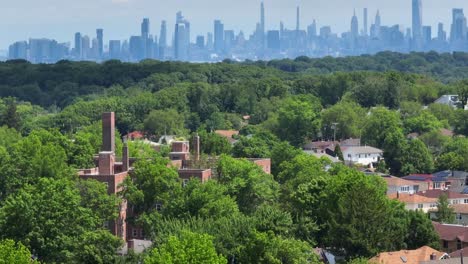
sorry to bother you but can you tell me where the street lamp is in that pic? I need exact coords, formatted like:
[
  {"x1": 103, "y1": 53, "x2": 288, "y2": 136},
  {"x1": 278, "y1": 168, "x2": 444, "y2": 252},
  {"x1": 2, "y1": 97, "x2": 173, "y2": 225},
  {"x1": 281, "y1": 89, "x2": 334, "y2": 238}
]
[{"x1": 331, "y1": 122, "x2": 339, "y2": 142}]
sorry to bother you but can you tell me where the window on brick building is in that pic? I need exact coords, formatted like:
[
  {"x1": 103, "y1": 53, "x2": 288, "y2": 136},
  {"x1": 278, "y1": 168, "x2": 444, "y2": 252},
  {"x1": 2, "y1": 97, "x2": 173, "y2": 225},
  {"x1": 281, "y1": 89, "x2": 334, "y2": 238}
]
[
  {"x1": 132, "y1": 228, "x2": 138, "y2": 238},
  {"x1": 418, "y1": 204, "x2": 424, "y2": 209},
  {"x1": 183, "y1": 179, "x2": 189, "y2": 187},
  {"x1": 155, "y1": 203, "x2": 162, "y2": 211},
  {"x1": 458, "y1": 239, "x2": 462, "y2": 250},
  {"x1": 443, "y1": 240, "x2": 448, "y2": 248},
  {"x1": 140, "y1": 229, "x2": 145, "y2": 239},
  {"x1": 464, "y1": 199, "x2": 468, "y2": 204}
]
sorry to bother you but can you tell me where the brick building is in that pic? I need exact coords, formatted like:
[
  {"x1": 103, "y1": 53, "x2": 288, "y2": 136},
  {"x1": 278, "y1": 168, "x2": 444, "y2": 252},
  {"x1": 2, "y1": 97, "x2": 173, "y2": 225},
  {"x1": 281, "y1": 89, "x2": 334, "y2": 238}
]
[{"x1": 78, "y1": 112, "x2": 130, "y2": 241}]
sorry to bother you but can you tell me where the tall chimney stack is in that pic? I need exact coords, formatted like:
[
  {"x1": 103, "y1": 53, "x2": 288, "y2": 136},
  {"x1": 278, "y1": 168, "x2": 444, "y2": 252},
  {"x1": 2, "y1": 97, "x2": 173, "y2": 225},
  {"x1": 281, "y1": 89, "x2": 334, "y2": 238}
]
[
  {"x1": 194, "y1": 133, "x2": 200, "y2": 161},
  {"x1": 122, "y1": 141, "x2": 129, "y2": 172},
  {"x1": 102, "y1": 112, "x2": 115, "y2": 153}
]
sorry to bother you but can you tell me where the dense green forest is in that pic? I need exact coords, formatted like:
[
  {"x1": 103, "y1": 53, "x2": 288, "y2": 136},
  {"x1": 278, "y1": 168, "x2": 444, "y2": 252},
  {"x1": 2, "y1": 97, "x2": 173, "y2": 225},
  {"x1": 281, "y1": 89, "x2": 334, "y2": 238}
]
[{"x1": 0, "y1": 52, "x2": 467, "y2": 263}]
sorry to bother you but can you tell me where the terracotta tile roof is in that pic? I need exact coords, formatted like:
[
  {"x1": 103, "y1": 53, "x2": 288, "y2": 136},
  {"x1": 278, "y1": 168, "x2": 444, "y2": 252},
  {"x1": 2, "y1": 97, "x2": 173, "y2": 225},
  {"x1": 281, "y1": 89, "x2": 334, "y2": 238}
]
[
  {"x1": 433, "y1": 222, "x2": 468, "y2": 243},
  {"x1": 383, "y1": 176, "x2": 423, "y2": 187},
  {"x1": 451, "y1": 204, "x2": 468, "y2": 214},
  {"x1": 370, "y1": 246, "x2": 446, "y2": 264},
  {"x1": 440, "y1": 128, "x2": 454, "y2": 137},
  {"x1": 126, "y1": 131, "x2": 144, "y2": 140},
  {"x1": 215, "y1": 130, "x2": 239, "y2": 138},
  {"x1": 388, "y1": 193, "x2": 438, "y2": 204},
  {"x1": 418, "y1": 190, "x2": 468, "y2": 200}
]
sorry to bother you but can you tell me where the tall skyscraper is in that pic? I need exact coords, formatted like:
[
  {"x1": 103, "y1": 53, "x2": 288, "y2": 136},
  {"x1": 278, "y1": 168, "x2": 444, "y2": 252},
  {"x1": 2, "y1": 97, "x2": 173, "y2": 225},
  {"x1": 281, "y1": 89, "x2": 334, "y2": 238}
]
[
  {"x1": 363, "y1": 8, "x2": 368, "y2": 36},
  {"x1": 82, "y1": 35, "x2": 90, "y2": 59},
  {"x1": 412, "y1": 0, "x2": 423, "y2": 41},
  {"x1": 74, "y1": 32, "x2": 82, "y2": 58},
  {"x1": 96, "y1": 29, "x2": 104, "y2": 59},
  {"x1": 109, "y1": 40, "x2": 121, "y2": 59},
  {"x1": 422, "y1": 26, "x2": 432, "y2": 44},
  {"x1": 214, "y1": 20, "x2": 224, "y2": 53},
  {"x1": 141, "y1": 18, "x2": 150, "y2": 38},
  {"x1": 351, "y1": 10, "x2": 359, "y2": 38},
  {"x1": 174, "y1": 23, "x2": 188, "y2": 60},
  {"x1": 196, "y1": 35, "x2": 205, "y2": 49},
  {"x1": 174, "y1": 12, "x2": 190, "y2": 61},
  {"x1": 374, "y1": 10, "x2": 381, "y2": 39},
  {"x1": 260, "y1": 2, "x2": 265, "y2": 34},
  {"x1": 159, "y1": 21, "x2": 167, "y2": 60},
  {"x1": 450, "y1": 9, "x2": 467, "y2": 42},
  {"x1": 437, "y1": 23, "x2": 446, "y2": 42},
  {"x1": 296, "y1": 6, "x2": 300, "y2": 31}
]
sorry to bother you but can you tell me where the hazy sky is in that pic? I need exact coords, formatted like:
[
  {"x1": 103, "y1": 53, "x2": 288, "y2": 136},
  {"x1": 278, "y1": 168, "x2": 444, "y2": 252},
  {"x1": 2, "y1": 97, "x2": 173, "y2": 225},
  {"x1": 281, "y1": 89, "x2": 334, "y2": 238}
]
[{"x1": 1, "y1": 0, "x2": 468, "y2": 49}]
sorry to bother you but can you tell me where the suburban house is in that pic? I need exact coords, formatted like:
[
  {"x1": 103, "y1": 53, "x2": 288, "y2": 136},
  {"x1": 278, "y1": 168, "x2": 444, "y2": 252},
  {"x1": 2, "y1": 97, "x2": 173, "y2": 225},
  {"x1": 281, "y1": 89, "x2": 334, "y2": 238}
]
[
  {"x1": 303, "y1": 151, "x2": 341, "y2": 163},
  {"x1": 303, "y1": 141, "x2": 337, "y2": 154},
  {"x1": 417, "y1": 190, "x2": 468, "y2": 206},
  {"x1": 341, "y1": 145, "x2": 383, "y2": 166},
  {"x1": 370, "y1": 246, "x2": 447, "y2": 264},
  {"x1": 402, "y1": 174, "x2": 448, "y2": 191},
  {"x1": 388, "y1": 193, "x2": 438, "y2": 213},
  {"x1": 434, "y1": 95, "x2": 467, "y2": 110},
  {"x1": 382, "y1": 175, "x2": 429, "y2": 195},
  {"x1": 433, "y1": 222, "x2": 468, "y2": 253},
  {"x1": 421, "y1": 257, "x2": 468, "y2": 264},
  {"x1": 430, "y1": 204, "x2": 468, "y2": 226}
]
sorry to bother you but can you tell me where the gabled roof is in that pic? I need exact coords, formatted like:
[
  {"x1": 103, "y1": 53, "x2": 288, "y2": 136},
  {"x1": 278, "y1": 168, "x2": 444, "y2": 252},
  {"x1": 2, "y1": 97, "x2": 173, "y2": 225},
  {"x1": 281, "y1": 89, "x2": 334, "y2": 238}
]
[
  {"x1": 418, "y1": 190, "x2": 468, "y2": 200},
  {"x1": 448, "y1": 247, "x2": 468, "y2": 258},
  {"x1": 433, "y1": 222, "x2": 468, "y2": 243},
  {"x1": 382, "y1": 176, "x2": 422, "y2": 187},
  {"x1": 451, "y1": 204, "x2": 468, "y2": 214},
  {"x1": 341, "y1": 146, "x2": 383, "y2": 155},
  {"x1": 388, "y1": 193, "x2": 438, "y2": 204},
  {"x1": 370, "y1": 246, "x2": 446, "y2": 264}
]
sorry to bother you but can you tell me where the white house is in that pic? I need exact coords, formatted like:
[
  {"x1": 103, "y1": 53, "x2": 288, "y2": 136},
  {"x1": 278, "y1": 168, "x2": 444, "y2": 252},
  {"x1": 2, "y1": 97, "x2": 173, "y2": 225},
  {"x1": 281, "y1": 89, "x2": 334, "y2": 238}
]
[
  {"x1": 435, "y1": 95, "x2": 468, "y2": 110},
  {"x1": 341, "y1": 146, "x2": 383, "y2": 166}
]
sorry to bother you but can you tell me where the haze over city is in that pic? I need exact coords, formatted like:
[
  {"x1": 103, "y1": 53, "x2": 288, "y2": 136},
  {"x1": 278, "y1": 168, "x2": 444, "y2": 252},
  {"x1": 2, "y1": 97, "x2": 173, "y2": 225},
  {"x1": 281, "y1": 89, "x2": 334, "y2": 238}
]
[{"x1": 2, "y1": 0, "x2": 468, "y2": 48}]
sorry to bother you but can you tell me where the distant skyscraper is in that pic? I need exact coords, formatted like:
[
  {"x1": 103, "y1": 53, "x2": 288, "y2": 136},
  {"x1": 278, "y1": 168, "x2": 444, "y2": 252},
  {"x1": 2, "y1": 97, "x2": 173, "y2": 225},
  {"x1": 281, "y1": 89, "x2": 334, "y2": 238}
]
[
  {"x1": 412, "y1": 0, "x2": 423, "y2": 42},
  {"x1": 363, "y1": 8, "x2": 368, "y2": 36},
  {"x1": 450, "y1": 8, "x2": 467, "y2": 42},
  {"x1": 8, "y1": 41, "x2": 28, "y2": 60},
  {"x1": 96, "y1": 29, "x2": 103, "y2": 59},
  {"x1": 159, "y1": 21, "x2": 167, "y2": 60},
  {"x1": 174, "y1": 22, "x2": 188, "y2": 60},
  {"x1": 141, "y1": 18, "x2": 150, "y2": 38},
  {"x1": 296, "y1": 6, "x2": 300, "y2": 31},
  {"x1": 174, "y1": 12, "x2": 190, "y2": 60},
  {"x1": 74, "y1": 32, "x2": 82, "y2": 58},
  {"x1": 196, "y1": 35, "x2": 205, "y2": 49},
  {"x1": 81, "y1": 35, "x2": 90, "y2": 59},
  {"x1": 267, "y1": 30, "x2": 280, "y2": 50},
  {"x1": 206, "y1": 32, "x2": 214, "y2": 50},
  {"x1": 374, "y1": 10, "x2": 381, "y2": 38},
  {"x1": 224, "y1": 30, "x2": 235, "y2": 54},
  {"x1": 214, "y1": 20, "x2": 224, "y2": 53},
  {"x1": 351, "y1": 10, "x2": 359, "y2": 38},
  {"x1": 307, "y1": 20, "x2": 317, "y2": 40},
  {"x1": 437, "y1": 23, "x2": 446, "y2": 41},
  {"x1": 260, "y1": 2, "x2": 265, "y2": 34},
  {"x1": 422, "y1": 26, "x2": 432, "y2": 44},
  {"x1": 109, "y1": 40, "x2": 121, "y2": 59}
]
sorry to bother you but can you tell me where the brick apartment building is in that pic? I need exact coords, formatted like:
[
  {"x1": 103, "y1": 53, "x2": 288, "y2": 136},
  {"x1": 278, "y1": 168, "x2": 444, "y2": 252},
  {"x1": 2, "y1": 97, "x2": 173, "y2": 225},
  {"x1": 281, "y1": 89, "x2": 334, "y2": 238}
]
[{"x1": 78, "y1": 112, "x2": 272, "y2": 246}]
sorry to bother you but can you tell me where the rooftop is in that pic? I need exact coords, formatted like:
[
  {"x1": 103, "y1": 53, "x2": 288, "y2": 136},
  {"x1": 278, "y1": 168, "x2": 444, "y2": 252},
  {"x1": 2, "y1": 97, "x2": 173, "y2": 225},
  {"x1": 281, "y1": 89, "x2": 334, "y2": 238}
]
[
  {"x1": 370, "y1": 246, "x2": 446, "y2": 264},
  {"x1": 388, "y1": 193, "x2": 437, "y2": 204},
  {"x1": 382, "y1": 175, "x2": 423, "y2": 187},
  {"x1": 418, "y1": 190, "x2": 468, "y2": 200},
  {"x1": 341, "y1": 146, "x2": 383, "y2": 154},
  {"x1": 433, "y1": 222, "x2": 468, "y2": 243}
]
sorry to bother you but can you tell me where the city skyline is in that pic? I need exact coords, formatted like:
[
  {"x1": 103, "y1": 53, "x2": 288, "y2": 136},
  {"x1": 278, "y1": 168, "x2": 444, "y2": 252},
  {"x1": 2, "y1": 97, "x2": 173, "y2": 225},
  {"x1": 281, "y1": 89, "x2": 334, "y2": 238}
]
[
  {"x1": 6, "y1": 0, "x2": 468, "y2": 62},
  {"x1": 2, "y1": 0, "x2": 468, "y2": 50}
]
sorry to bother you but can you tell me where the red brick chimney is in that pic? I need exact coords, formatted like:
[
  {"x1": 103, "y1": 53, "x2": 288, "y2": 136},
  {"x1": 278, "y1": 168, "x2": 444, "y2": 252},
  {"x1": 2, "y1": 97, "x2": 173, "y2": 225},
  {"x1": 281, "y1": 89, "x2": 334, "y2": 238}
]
[
  {"x1": 99, "y1": 151, "x2": 115, "y2": 175},
  {"x1": 102, "y1": 112, "x2": 115, "y2": 153},
  {"x1": 122, "y1": 141, "x2": 129, "y2": 172}
]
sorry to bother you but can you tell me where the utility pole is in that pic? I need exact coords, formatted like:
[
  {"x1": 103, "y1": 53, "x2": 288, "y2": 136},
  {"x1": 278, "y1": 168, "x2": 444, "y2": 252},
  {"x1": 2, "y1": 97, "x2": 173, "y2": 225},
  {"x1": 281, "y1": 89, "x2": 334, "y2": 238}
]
[{"x1": 332, "y1": 122, "x2": 339, "y2": 142}]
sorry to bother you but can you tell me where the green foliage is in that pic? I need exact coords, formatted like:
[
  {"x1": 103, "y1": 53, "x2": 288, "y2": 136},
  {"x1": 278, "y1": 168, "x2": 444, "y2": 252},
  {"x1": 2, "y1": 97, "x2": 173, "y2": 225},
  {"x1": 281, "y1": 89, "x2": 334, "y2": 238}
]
[
  {"x1": 275, "y1": 95, "x2": 322, "y2": 147},
  {"x1": 405, "y1": 210, "x2": 440, "y2": 250},
  {"x1": 0, "y1": 239, "x2": 37, "y2": 264},
  {"x1": 362, "y1": 107, "x2": 402, "y2": 149},
  {"x1": 0, "y1": 177, "x2": 121, "y2": 263},
  {"x1": 197, "y1": 130, "x2": 232, "y2": 155},
  {"x1": 322, "y1": 101, "x2": 365, "y2": 140},
  {"x1": 322, "y1": 168, "x2": 407, "y2": 259},
  {"x1": 436, "y1": 193, "x2": 455, "y2": 224},
  {"x1": 144, "y1": 231, "x2": 227, "y2": 264},
  {"x1": 217, "y1": 155, "x2": 279, "y2": 214},
  {"x1": 144, "y1": 109, "x2": 187, "y2": 138},
  {"x1": 403, "y1": 111, "x2": 443, "y2": 134}
]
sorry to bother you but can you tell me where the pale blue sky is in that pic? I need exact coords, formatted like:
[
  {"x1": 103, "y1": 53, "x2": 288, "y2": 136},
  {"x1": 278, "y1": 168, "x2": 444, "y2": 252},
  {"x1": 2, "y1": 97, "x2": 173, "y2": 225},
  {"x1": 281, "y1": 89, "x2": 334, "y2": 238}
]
[{"x1": 1, "y1": 0, "x2": 467, "y2": 49}]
